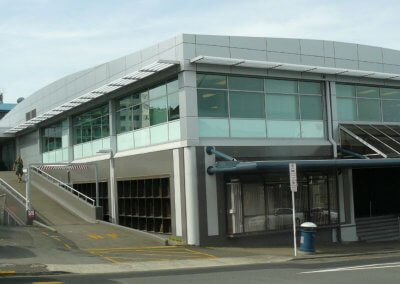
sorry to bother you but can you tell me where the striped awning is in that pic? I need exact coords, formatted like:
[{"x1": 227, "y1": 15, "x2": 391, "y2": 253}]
[{"x1": 36, "y1": 164, "x2": 89, "y2": 171}]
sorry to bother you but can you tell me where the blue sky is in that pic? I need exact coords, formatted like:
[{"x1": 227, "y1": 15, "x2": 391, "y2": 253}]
[{"x1": 1, "y1": 0, "x2": 399, "y2": 103}]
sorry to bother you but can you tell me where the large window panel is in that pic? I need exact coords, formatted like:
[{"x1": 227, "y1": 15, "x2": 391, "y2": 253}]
[
  {"x1": 117, "y1": 96, "x2": 132, "y2": 110},
  {"x1": 381, "y1": 88, "x2": 400, "y2": 100},
  {"x1": 230, "y1": 91, "x2": 265, "y2": 118},
  {"x1": 132, "y1": 91, "x2": 149, "y2": 105},
  {"x1": 357, "y1": 99, "x2": 381, "y2": 121},
  {"x1": 300, "y1": 96, "x2": 323, "y2": 120},
  {"x1": 102, "y1": 116, "x2": 110, "y2": 138},
  {"x1": 299, "y1": 82, "x2": 321, "y2": 94},
  {"x1": 117, "y1": 108, "x2": 132, "y2": 134},
  {"x1": 357, "y1": 86, "x2": 379, "y2": 98},
  {"x1": 337, "y1": 98, "x2": 357, "y2": 121},
  {"x1": 383, "y1": 100, "x2": 400, "y2": 122},
  {"x1": 150, "y1": 97, "x2": 167, "y2": 126},
  {"x1": 336, "y1": 84, "x2": 355, "y2": 97},
  {"x1": 229, "y1": 76, "x2": 264, "y2": 92},
  {"x1": 199, "y1": 118, "x2": 229, "y2": 137},
  {"x1": 266, "y1": 79, "x2": 297, "y2": 94},
  {"x1": 230, "y1": 119, "x2": 266, "y2": 137},
  {"x1": 197, "y1": 74, "x2": 227, "y2": 89},
  {"x1": 197, "y1": 89, "x2": 228, "y2": 117},
  {"x1": 133, "y1": 104, "x2": 150, "y2": 130},
  {"x1": 301, "y1": 121, "x2": 324, "y2": 138},
  {"x1": 167, "y1": 79, "x2": 179, "y2": 94},
  {"x1": 149, "y1": 84, "x2": 167, "y2": 100},
  {"x1": 266, "y1": 94, "x2": 299, "y2": 120},
  {"x1": 267, "y1": 121, "x2": 301, "y2": 138},
  {"x1": 168, "y1": 93, "x2": 180, "y2": 121}
]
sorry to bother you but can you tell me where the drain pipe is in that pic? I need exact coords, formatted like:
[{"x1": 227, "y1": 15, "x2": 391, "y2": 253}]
[
  {"x1": 206, "y1": 146, "x2": 237, "y2": 161},
  {"x1": 326, "y1": 81, "x2": 338, "y2": 158}
]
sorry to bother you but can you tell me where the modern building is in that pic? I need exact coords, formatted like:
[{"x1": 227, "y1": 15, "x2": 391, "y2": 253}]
[{"x1": 2, "y1": 34, "x2": 400, "y2": 245}]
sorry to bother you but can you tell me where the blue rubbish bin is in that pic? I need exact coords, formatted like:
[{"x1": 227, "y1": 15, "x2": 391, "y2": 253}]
[{"x1": 299, "y1": 222, "x2": 317, "y2": 253}]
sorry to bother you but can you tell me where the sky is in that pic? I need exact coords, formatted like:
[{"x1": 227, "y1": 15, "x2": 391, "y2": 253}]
[{"x1": 1, "y1": 0, "x2": 400, "y2": 103}]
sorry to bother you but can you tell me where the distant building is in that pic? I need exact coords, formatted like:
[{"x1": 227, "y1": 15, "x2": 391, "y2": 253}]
[{"x1": 0, "y1": 103, "x2": 16, "y2": 120}]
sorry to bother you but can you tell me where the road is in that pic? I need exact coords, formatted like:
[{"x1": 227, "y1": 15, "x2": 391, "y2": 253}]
[{"x1": 2, "y1": 253, "x2": 400, "y2": 284}]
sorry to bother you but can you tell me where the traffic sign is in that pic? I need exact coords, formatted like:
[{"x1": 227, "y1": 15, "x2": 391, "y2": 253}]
[{"x1": 289, "y1": 163, "x2": 297, "y2": 192}]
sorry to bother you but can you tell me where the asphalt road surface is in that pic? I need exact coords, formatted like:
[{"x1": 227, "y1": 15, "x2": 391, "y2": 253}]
[{"x1": 2, "y1": 253, "x2": 400, "y2": 284}]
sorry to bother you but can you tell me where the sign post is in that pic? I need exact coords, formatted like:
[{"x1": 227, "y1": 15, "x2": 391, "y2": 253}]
[{"x1": 289, "y1": 163, "x2": 297, "y2": 257}]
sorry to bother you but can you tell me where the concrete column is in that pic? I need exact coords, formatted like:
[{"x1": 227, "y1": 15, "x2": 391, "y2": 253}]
[
  {"x1": 67, "y1": 116, "x2": 74, "y2": 162},
  {"x1": 108, "y1": 100, "x2": 118, "y2": 224},
  {"x1": 204, "y1": 147, "x2": 219, "y2": 236},
  {"x1": 173, "y1": 149, "x2": 183, "y2": 237},
  {"x1": 184, "y1": 146, "x2": 199, "y2": 245},
  {"x1": 339, "y1": 169, "x2": 358, "y2": 242}
]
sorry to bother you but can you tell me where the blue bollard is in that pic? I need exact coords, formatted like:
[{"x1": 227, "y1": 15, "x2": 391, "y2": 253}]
[{"x1": 299, "y1": 222, "x2": 317, "y2": 253}]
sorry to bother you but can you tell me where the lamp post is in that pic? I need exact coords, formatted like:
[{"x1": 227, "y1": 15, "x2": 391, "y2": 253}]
[{"x1": 97, "y1": 149, "x2": 117, "y2": 224}]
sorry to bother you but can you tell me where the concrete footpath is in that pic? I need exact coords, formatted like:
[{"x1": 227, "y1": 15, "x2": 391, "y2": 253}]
[{"x1": 1, "y1": 225, "x2": 400, "y2": 276}]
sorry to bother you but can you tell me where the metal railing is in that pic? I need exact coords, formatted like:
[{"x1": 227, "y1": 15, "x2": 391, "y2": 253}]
[
  {"x1": 0, "y1": 178, "x2": 27, "y2": 206},
  {"x1": 31, "y1": 166, "x2": 95, "y2": 206}
]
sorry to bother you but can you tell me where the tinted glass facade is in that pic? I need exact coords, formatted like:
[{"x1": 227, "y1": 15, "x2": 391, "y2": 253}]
[
  {"x1": 73, "y1": 105, "x2": 109, "y2": 145},
  {"x1": 336, "y1": 84, "x2": 400, "y2": 122},
  {"x1": 197, "y1": 73, "x2": 324, "y2": 138},
  {"x1": 42, "y1": 120, "x2": 68, "y2": 153},
  {"x1": 116, "y1": 79, "x2": 179, "y2": 134}
]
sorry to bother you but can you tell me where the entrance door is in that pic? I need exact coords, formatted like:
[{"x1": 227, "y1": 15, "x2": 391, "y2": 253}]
[{"x1": 353, "y1": 168, "x2": 400, "y2": 218}]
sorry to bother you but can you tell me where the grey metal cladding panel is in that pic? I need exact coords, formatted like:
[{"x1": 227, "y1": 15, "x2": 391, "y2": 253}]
[
  {"x1": 300, "y1": 39, "x2": 324, "y2": 56},
  {"x1": 324, "y1": 57, "x2": 335, "y2": 67},
  {"x1": 333, "y1": 42, "x2": 358, "y2": 60},
  {"x1": 300, "y1": 55, "x2": 325, "y2": 66},
  {"x1": 230, "y1": 48, "x2": 267, "y2": 61},
  {"x1": 158, "y1": 37, "x2": 176, "y2": 52},
  {"x1": 267, "y1": 38, "x2": 300, "y2": 54},
  {"x1": 357, "y1": 45, "x2": 383, "y2": 63},
  {"x1": 358, "y1": 61, "x2": 383, "y2": 72},
  {"x1": 324, "y1": 41, "x2": 335, "y2": 57},
  {"x1": 267, "y1": 52, "x2": 301, "y2": 64},
  {"x1": 141, "y1": 44, "x2": 159, "y2": 61},
  {"x1": 196, "y1": 44, "x2": 230, "y2": 57},
  {"x1": 335, "y1": 58, "x2": 359, "y2": 69},
  {"x1": 159, "y1": 47, "x2": 177, "y2": 61},
  {"x1": 180, "y1": 43, "x2": 196, "y2": 60},
  {"x1": 229, "y1": 36, "x2": 266, "y2": 50},
  {"x1": 196, "y1": 34, "x2": 230, "y2": 46},
  {"x1": 95, "y1": 64, "x2": 108, "y2": 83},
  {"x1": 175, "y1": 33, "x2": 196, "y2": 45},
  {"x1": 108, "y1": 56, "x2": 126, "y2": 76},
  {"x1": 126, "y1": 51, "x2": 141, "y2": 68},
  {"x1": 382, "y1": 48, "x2": 400, "y2": 65},
  {"x1": 383, "y1": 64, "x2": 400, "y2": 74}
]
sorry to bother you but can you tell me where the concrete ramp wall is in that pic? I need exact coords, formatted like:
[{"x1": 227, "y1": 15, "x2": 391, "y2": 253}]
[
  {"x1": 0, "y1": 178, "x2": 27, "y2": 225},
  {"x1": 31, "y1": 171, "x2": 100, "y2": 223}
]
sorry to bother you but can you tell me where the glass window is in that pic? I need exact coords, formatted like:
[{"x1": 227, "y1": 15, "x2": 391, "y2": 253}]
[
  {"x1": 74, "y1": 126, "x2": 81, "y2": 144},
  {"x1": 301, "y1": 121, "x2": 324, "y2": 138},
  {"x1": 336, "y1": 84, "x2": 355, "y2": 97},
  {"x1": 230, "y1": 91, "x2": 265, "y2": 118},
  {"x1": 117, "y1": 96, "x2": 132, "y2": 110},
  {"x1": 337, "y1": 98, "x2": 356, "y2": 121},
  {"x1": 92, "y1": 118, "x2": 102, "y2": 140},
  {"x1": 229, "y1": 76, "x2": 264, "y2": 92},
  {"x1": 197, "y1": 89, "x2": 228, "y2": 117},
  {"x1": 357, "y1": 86, "x2": 379, "y2": 98},
  {"x1": 149, "y1": 84, "x2": 167, "y2": 100},
  {"x1": 383, "y1": 100, "x2": 400, "y2": 122},
  {"x1": 167, "y1": 79, "x2": 179, "y2": 94},
  {"x1": 132, "y1": 91, "x2": 149, "y2": 105},
  {"x1": 266, "y1": 94, "x2": 299, "y2": 120},
  {"x1": 101, "y1": 116, "x2": 110, "y2": 137},
  {"x1": 117, "y1": 108, "x2": 132, "y2": 134},
  {"x1": 266, "y1": 79, "x2": 297, "y2": 94},
  {"x1": 357, "y1": 99, "x2": 381, "y2": 121},
  {"x1": 198, "y1": 118, "x2": 229, "y2": 137},
  {"x1": 230, "y1": 119, "x2": 266, "y2": 138},
  {"x1": 150, "y1": 97, "x2": 167, "y2": 126},
  {"x1": 381, "y1": 88, "x2": 400, "y2": 100},
  {"x1": 168, "y1": 93, "x2": 179, "y2": 121},
  {"x1": 133, "y1": 104, "x2": 150, "y2": 130},
  {"x1": 81, "y1": 123, "x2": 91, "y2": 143},
  {"x1": 197, "y1": 74, "x2": 227, "y2": 89},
  {"x1": 267, "y1": 120, "x2": 301, "y2": 138},
  {"x1": 299, "y1": 82, "x2": 321, "y2": 94},
  {"x1": 300, "y1": 96, "x2": 323, "y2": 120}
]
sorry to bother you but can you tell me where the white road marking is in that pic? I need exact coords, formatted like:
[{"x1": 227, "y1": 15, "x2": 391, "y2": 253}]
[{"x1": 301, "y1": 261, "x2": 400, "y2": 274}]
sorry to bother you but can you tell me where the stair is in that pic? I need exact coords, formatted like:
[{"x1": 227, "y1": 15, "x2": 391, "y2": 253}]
[{"x1": 356, "y1": 215, "x2": 400, "y2": 242}]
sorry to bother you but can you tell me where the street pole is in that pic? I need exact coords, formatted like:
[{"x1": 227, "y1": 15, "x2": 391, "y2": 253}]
[
  {"x1": 289, "y1": 163, "x2": 297, "y2": 257},
  {"x1": 94, "y1": 164, "x2": 99, "y2": 207},
  {"x1": 109, "y1": 152, "x2": 117, "y2": 224},
  {"x1": 291, "y1": 190, "x2": 297, "y2": 257}
]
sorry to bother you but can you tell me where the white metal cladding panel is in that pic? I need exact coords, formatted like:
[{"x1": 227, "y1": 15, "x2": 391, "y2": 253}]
[{"x1": 19, "y1": 130, "x2": 41, "y2": 166}]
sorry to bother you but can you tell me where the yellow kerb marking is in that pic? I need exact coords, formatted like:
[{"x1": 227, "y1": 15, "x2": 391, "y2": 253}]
[
  {"x1": 184, "y1": 248, "x2": 217, "y2": 259},
  {"x1": 88, "y1": 233, "x2": 104, "y2": 240},
  {"x1": 0, "y1": 270, "x2": 15, "y2": 275},
  {"x1": 85, "y1": 245, "x2": 177, "y2": 252},
  {"x1": 33, "y1": 282, "x2": 64, "y2": 284},
  {"x1": 106, "y1": 232, "x2": 119, "y2": 239},
  {"x1": 64, "y1": 243, "x2": 71, "y2": 249}
]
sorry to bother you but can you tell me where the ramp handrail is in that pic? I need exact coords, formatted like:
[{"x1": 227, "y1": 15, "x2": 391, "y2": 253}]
[
  {"x1": 0, "y1": 178, "x2": 26, "y2": 206},
  {"x1": 31, "y1": 166, "x2": 95, "y2": 206}
]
